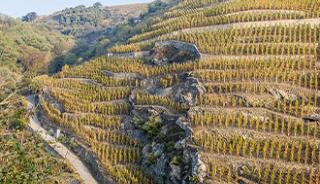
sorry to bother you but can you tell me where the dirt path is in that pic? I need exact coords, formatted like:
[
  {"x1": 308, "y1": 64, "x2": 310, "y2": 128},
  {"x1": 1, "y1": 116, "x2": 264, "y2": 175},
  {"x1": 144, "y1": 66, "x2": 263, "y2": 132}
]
[{"x1": 26, "y1": 95, "x2": 99, "y2": 184}]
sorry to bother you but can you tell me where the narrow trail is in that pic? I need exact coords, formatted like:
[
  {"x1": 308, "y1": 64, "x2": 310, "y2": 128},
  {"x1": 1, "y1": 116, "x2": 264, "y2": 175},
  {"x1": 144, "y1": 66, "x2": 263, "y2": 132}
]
[{"x1": 26, "y1": 95, "x2": 99, "y2": 184}]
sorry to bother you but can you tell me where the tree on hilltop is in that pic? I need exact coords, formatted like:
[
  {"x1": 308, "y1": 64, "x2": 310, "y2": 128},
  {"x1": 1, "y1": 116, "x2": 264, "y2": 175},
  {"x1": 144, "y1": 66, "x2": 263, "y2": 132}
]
[{"x1": 22, "y1": 12, "x2": 38, "y2": 22}]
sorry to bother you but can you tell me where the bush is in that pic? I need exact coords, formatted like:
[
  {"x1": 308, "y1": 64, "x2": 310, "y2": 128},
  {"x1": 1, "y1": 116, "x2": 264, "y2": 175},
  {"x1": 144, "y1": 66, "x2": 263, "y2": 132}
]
[
  {"x1": 142, "y1": 116, "x2": 162, "y2": 137},
  {"x1": 146, "y1": 153, "x2": 158, "y2": 166},
  {"x1": 170, "y1": 155, "x2": 183, "y2": 166},
  {"x1": 9, "y1": 119, "x2": 27, "y2": 130}
]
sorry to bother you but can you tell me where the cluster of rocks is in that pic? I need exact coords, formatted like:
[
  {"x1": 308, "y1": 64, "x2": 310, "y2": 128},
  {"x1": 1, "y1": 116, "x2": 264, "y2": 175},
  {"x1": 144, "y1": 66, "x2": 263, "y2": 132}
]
[
  {"x1": 127, "y1": 106, "x2": 206, "y2": 184},
  {"x1": 124, "y1": 41, "x2": 207, "y2": 184},
  {"x1": 172, "y1": 74, "x2": 206, "y2": 107}
]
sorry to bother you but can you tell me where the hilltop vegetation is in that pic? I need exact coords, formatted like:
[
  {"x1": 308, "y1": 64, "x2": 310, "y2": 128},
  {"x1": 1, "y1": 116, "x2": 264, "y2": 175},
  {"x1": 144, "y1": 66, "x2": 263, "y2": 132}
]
[
  {"x1": 37, "y1": 2, "x2": 147, "y2": 37},
  {"x1": 0, "y1": 15, "x2": 74, "y2": 75}
]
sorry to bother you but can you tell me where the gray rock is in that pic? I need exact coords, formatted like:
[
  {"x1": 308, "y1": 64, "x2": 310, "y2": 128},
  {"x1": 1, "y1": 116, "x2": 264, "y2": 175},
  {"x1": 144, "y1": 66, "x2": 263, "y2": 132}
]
[
  {"x1": 151, "y1": 40, "x2": 201, "y2": 66},
  {"x1": 170, "y1": 163, "x2": 182, "y2": 183},
  {"x1": 152, "y1": 143, "x2": 165, "y2": 157},
  {"x1": 190, "y1": 153, "x2": 207, "y2": 183},
  {"x1": 174, "y1": 138, "x2": 187, "y2": 150},
  {"x1": 173, "y1": 77, "x2": 206, "y2": 106},
  {"x1": 153, "y1": 154, "x2": 169, "y2": 183}
]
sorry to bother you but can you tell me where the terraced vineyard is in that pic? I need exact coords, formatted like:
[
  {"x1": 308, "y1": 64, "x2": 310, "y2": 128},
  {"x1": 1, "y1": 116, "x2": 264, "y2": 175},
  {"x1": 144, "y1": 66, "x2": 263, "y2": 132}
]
[{"x1": 34, "y1": 0, "x2": 320, "y2": 183}]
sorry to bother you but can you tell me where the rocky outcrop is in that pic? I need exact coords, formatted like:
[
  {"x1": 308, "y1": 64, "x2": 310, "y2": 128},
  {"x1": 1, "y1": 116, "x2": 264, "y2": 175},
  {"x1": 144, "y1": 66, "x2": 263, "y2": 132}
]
[
  {"x1": 128, "y1": 105, "x2": 205, "y2": 184},
  {"x1": 173, "y1": 74, "x2": 206, "y2": 106},
  {"x1": 125, "y1": 69, "x2": 207, "y2": 184},
  {"x1": 130, "y1": 106, "x2": 184, "y2": 184},
  {"x1": 151, "y1": 40, "x2": 201, "y2": 66}
]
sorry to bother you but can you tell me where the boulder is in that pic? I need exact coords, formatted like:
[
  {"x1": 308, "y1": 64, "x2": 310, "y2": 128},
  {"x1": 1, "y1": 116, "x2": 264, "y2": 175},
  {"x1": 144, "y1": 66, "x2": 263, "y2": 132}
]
[
  {"x1": 151, "y1": 40, "x2": 201, "y2": 65},
  {"x1": 191, "y1": 154, "x2": 206, "y2": 183},
  {"x1": 183, "y1": 149, "x2": 207, "y2": 184},
  {"x1": 173, "y1": 76, "x2": 206, "y2": 106},
  {"x1": 170, "y1": 163, "x2": 182, "y2": 183}
]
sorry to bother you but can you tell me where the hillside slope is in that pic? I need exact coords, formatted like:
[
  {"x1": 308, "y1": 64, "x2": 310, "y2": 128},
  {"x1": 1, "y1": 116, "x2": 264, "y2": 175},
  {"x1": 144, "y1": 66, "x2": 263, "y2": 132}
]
[
  {"x1": 0, "y1": 15, "x2": 74, "y2": 75},
  {"x1": 37, "y1": 3, "x2": 148, "y2": 37},
  {"x1": 35, "y1": 0, "x2": 320, "y2": 183}
]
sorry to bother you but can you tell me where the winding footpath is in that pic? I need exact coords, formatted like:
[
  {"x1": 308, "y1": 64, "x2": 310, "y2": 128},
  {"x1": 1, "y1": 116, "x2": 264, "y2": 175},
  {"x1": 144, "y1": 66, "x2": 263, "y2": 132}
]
[{"x1": 26, "y1": 95, "x2": 98, "y2": 184}]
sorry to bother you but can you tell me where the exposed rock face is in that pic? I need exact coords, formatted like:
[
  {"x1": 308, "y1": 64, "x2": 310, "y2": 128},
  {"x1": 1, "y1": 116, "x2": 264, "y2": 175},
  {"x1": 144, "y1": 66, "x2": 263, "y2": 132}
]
[
  {"x1": 123, "y1": 42, "x2": 207, "y2": 184},
  {"x1": 126, "y1": 72, "x2": 207, "y2": 184},
  {"x1": 173, "y1": 74, "x2": 206, "y2": 106},
  {"x1": 130, "y1": 105, "x2": 206, "y2": 184},
  {"x1": 151, "y1": 40, "x2": 201, "y2": 66},
  {"x1": 184, "y1": 149, "x2": 207, "y2": 184},
  {"x1": 130, "y1": 106, "x2": 185, "y2": 184}
]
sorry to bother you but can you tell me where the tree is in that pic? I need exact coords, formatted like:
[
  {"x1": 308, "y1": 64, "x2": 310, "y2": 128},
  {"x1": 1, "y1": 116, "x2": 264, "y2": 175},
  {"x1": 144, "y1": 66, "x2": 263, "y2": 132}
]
[
  {"x1": 93, "y1": 2, "x2": 103, "y2": 8},
  {"x1": 19, "y1": 46, "x2": 50, "y2": 74},
  {"x1": 148, "y1": 0, "x2": 168, "y2": 13},
  {"x1": 22, "y1": 12, "x2": 38, "y2": 22}
]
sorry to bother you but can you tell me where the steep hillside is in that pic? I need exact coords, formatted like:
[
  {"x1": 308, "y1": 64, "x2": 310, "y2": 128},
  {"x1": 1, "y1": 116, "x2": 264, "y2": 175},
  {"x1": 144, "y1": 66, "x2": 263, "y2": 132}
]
[
  {"x1": 34, "y1": 3, "x2": 150, "y2": 73},
  {"x1": 34, "y1": 0, "x2": 319, "y2": 183},
  {"x1": 0, "y1": 15, "x2": 74, "y2": 75}
]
